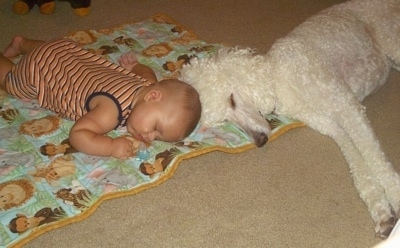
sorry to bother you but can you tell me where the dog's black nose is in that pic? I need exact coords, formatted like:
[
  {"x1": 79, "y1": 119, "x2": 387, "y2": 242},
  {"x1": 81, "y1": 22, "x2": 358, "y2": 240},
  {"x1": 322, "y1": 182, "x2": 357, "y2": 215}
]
[{"x1": 254, "y1": 132, "x2": 268, "y2": 147}]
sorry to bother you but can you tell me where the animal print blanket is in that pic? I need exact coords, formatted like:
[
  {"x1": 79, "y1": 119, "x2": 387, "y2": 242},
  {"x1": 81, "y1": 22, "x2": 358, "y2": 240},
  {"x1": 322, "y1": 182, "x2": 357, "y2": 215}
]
[{"x1": 0, "y1": 14, "x2": 303, "y2": 247}]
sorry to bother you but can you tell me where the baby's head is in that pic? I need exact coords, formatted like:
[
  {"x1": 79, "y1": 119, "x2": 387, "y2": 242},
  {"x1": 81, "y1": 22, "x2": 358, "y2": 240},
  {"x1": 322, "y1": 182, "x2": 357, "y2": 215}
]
[{"x1": 127, "y1": 79, "x2": 201, "y2": 143}]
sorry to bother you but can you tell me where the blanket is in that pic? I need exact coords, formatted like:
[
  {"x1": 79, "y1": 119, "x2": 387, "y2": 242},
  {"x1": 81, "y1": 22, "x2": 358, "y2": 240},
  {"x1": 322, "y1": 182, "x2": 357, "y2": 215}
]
[{"x1": 0, "y1": 14, "x2": 304, "y2": 247}]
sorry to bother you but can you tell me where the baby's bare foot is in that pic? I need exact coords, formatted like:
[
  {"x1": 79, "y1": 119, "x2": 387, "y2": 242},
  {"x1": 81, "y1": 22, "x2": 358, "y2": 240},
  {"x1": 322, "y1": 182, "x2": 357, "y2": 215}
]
[
  {"x1": 118, "y1": 53, "x2": 139, "y2": 71},
  {"x1": 3, "y1": 36, "x2": 24, "y2": 58}
]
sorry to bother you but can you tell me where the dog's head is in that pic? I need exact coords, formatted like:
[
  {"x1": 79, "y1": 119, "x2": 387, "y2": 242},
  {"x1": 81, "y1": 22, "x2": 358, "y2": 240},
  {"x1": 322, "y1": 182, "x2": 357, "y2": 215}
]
[
  {"x1": 180, "y1": 47, "x2": 274, "y2": 147},
  {"x1": 227, "y1": 92, "x2": 271, "y2": 147}
]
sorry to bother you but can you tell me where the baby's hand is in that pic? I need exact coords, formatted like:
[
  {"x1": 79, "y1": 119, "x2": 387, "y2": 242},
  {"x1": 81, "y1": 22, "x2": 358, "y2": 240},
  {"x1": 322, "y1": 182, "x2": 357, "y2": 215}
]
[
  {"x1": 118, "y1": 53, "x2": 139, "y2": 71},
  {"x1": 111, "y1": 137, "x2": 135, "y2": 159}
]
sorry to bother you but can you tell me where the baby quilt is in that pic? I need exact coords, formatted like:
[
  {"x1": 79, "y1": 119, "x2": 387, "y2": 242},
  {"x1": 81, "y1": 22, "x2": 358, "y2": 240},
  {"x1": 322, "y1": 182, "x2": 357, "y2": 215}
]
[{"x1": 0, "y1": 14, "x2": 304, "y2": 247}]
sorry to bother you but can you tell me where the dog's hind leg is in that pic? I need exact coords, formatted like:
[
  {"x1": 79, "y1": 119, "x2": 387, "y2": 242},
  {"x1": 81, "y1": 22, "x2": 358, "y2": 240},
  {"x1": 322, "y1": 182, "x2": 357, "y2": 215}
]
[
  {"x1": 364, "y1": 0, "x2": 400, "y2": 71},
  {"x1": 299, "y1": 112, "x2": 397, "y2": 238}
]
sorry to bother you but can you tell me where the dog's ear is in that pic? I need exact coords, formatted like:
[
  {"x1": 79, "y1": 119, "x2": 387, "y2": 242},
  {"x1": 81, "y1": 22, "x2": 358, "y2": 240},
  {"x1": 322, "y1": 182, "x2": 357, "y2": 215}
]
[{"x1": 229, "y1": 93, "x2": 236, "y2": 109}]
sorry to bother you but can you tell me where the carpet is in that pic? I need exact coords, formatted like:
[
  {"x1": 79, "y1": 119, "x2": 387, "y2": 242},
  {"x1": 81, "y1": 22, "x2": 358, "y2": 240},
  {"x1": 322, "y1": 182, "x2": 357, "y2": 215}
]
[{"x1": 0, "y1": 14, "x2": 303, "y2": 247}]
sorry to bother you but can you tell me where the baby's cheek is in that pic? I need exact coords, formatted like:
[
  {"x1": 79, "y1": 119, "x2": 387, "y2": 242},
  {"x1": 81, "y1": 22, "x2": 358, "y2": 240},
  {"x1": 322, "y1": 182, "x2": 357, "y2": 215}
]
[{"x1": 124, "y1": 118, "x2": 133, "y2": 132}]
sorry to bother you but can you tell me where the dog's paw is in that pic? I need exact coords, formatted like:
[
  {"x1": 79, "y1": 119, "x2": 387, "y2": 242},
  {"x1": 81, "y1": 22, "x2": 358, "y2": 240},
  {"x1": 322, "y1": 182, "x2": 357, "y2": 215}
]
[{"x1": 375, "y1": 216, "x2": 397, "y2": 239}]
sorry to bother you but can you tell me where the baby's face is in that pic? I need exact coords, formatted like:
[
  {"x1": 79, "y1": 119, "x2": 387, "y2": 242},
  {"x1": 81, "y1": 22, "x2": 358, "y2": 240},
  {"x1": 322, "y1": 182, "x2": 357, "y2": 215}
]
[{"x1": 126, "y1": 98, "x2": 187, "y2": 143}]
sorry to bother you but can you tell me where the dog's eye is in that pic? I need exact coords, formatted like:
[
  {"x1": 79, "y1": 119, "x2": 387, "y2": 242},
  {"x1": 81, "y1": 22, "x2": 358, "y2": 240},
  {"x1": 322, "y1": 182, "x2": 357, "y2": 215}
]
[{"x1": 229, "y1": 94, "x2": 236, "y2": 109}]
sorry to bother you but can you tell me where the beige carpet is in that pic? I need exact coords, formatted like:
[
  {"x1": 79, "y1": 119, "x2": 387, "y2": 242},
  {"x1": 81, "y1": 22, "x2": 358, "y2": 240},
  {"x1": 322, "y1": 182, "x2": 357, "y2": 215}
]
[{"x1": 1, "y1": 0, "x2": 399, "y2": 247}]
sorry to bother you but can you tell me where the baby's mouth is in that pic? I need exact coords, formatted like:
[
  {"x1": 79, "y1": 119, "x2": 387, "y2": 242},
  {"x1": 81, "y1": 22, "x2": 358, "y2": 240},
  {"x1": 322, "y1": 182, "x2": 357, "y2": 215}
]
[{"x1": 133, "y1": 134, "x2": 144, "y2": 142}]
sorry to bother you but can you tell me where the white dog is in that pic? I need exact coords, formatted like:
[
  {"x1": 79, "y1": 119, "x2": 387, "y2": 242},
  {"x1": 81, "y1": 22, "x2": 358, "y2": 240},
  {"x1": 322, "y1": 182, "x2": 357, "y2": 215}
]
[{"x1": 179, "y1": 0, "x2": 400, "y2": 238}]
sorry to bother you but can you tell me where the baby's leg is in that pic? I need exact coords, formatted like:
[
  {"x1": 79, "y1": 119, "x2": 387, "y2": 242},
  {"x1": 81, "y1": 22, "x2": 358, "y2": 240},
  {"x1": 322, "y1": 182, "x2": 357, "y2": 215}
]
[
  {"x1": 0, "y1": 54, "x2": 14, "y2": 91},
  {"x1": 3, "y1": 36, "x2": 45, "y2": 58},
  {"x1": 118, "y1": 53, "x2": 139, "y2": 71}
]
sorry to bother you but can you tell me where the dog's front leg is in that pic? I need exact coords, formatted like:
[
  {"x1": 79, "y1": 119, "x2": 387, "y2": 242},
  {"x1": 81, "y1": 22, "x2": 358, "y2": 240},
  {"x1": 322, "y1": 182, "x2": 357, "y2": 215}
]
[
  {"x1": 296, "y1": 108, "x2": 400, "y2": 238},
  {"x1": 330, "y1": 103, "x2": 400, "y2": 217}
]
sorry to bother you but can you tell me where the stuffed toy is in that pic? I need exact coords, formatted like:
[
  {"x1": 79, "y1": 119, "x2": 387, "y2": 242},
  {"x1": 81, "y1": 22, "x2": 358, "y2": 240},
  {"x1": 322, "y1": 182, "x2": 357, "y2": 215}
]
[{"x1": 12, "y1": 0, "x2": 91, "y2": 16}]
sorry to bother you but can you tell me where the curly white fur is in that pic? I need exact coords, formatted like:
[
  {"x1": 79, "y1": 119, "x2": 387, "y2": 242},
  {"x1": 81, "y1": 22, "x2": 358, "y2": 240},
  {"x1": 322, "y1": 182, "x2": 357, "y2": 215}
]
[{"x1": 180, "y1": 0, "x2": 400, "y2": 238}]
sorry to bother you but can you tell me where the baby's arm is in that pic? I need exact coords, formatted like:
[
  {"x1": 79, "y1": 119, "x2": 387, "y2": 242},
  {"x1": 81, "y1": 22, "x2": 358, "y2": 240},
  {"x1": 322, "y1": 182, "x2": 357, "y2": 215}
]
[
  {"x1": 119, "y1": 53, "x2": 157, "y2": 83},
  {"x1": 69, "y1": 96, "x2": 135, "y2": 159}
]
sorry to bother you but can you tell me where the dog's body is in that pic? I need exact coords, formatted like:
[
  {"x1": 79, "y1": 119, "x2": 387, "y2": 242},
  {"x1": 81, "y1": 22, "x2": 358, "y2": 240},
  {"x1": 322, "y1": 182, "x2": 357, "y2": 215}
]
[{"x1": 179, "y1": 0, "x2": 400, "y2": 238}]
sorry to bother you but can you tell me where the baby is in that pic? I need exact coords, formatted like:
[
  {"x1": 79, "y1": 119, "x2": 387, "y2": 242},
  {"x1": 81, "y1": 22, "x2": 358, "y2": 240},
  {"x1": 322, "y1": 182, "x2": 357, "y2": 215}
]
[{"x1": 0, "y1": 36, "x2": 201, "y2": 159}]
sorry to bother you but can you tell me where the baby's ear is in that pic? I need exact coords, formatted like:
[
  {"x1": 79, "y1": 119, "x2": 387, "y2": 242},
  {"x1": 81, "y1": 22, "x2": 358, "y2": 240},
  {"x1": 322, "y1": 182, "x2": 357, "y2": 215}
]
[{"x1": 144, "y1": 90, "x2": 162, "y2": 102}]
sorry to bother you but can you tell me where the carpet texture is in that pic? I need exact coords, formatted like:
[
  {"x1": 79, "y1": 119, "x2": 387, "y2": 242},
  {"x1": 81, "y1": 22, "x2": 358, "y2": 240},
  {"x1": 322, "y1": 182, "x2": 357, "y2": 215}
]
[{"x1": 0, "y1": 0, "x2": 399, "y2": 247}]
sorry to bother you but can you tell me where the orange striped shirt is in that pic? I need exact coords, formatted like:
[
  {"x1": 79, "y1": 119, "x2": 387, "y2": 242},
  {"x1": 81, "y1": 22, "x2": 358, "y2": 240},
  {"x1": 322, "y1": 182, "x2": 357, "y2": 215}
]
[{"x1": 6, "y1": 38, "x2": 150, "y2": 127}]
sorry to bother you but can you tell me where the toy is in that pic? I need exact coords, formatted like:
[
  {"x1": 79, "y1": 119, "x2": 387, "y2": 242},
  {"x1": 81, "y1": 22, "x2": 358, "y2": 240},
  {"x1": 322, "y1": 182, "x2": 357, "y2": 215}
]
[
  {"x1": 12, "y1": 0, "x2": 91, "y2": 16},
  {"x1": 122, "y1": 135, "x2": 151, "y2": 160},
  {"x1": 135, "y1": 143, "x2": 150, "y2": 161}
]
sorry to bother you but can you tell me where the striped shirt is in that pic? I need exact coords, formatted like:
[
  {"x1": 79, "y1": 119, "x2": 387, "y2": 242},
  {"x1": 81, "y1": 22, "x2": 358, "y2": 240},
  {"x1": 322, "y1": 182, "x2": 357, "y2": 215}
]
[{"x1": 6, "y1": 38, "x2": 151, "y2": 127}]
